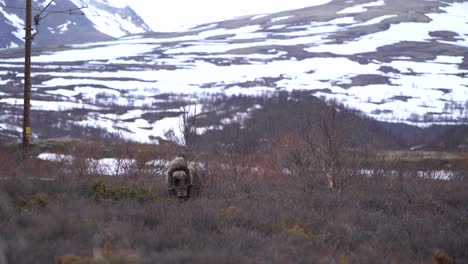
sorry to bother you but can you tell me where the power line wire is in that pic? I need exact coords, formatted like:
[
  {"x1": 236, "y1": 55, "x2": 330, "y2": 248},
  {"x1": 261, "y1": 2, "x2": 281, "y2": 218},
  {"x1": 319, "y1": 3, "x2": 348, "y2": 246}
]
[
  {"x1": 0, "y1": 3, "x2": 87, "y2": 15},
  {"x1": 0, "y1": 3, "x2": 144, "y2": 22},
  {"x1": 19, "y1": 0, "x2": 26, "y2": 17},
  {"x1": 35, "y1": 0, "x2": 55, "y2": 18},
  {"x1": 0, "y1": 4, "x2": 53, "y2": 12},
  {"x1": 32, "y1": 1, "x2": 88, "y2": 38}
]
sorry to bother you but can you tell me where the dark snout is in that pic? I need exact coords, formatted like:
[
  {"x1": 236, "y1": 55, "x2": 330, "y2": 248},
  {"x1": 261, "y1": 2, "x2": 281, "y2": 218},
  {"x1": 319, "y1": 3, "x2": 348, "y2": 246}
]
[
  {"x1": 177, "y1": 194, "x2": 189, "y2": 201},
  {"x1": 176, "y1": 189, "x2": 190, "y2": 200}
]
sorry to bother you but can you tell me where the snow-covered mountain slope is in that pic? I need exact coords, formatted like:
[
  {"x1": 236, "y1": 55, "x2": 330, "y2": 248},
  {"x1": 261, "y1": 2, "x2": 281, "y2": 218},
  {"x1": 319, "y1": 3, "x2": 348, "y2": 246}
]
[
  {"x1": 0, "y1": 0, "x2": 150, "y2": 48},
  {"x1": 123, "y1": 0, "x2": 334, "y2": 32},
  {"x1": 0, "y1": 0, "x2": 334, "y2": 48},
  {"x1": 0, "y1": 0, "x2": 467, "y2": 143}
]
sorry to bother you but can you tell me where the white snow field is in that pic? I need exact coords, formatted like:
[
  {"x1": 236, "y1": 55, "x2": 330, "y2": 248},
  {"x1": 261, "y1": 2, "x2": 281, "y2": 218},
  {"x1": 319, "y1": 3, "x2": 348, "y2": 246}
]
[
  {"x1": 1, "y1": 0, "x2": 468, "y2": 142},
  {"x1": 37, "y1": 152, "x2": 138, "y2": 176},
  {"x1": 125, "y1": 0, "x2": 334, "y2": 32},
  {"x1": 37, "y1": 152, "x2": 458, "y2": 179}
]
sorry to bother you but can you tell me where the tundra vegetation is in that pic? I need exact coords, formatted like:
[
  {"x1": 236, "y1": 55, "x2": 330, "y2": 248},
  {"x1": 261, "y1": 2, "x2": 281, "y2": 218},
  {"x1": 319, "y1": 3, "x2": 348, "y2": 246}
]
[{"x1": 0, "y1": 93, "x2": 467, "y2": 263}]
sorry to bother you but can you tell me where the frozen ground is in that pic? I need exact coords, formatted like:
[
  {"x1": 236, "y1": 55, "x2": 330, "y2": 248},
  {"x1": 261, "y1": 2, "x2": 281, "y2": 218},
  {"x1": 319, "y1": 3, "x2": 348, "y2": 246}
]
[{"x1": 0, "y1": 0, "x2": 467, "y2": 142}]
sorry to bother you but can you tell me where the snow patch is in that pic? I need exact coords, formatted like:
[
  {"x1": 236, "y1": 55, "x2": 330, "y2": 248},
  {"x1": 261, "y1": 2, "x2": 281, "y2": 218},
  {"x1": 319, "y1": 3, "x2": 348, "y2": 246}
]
[
  {"x1": 38, "y1": 153, "x2": 73, "y2": 162},
  {"x1": 57, "y1": 21, "x2": 73, "y2": 34},
  {"x1": 0, "y1": 8, "x2": 24, "y2": 40},
  {"x1": 271, "y1": 16, "x2": 294, "y2": 23},
  {"x1": 337, "y1": 0, "x2": 385, "y2": 14},
  {"x1": 250, "y1": 14, "x2": 268, "y2": 20},
  {"x1": 125, "y1": 0, "x2": 333, "y2": 32},
  {"x1": 69, "y1": 0, "x2": 146, "y2": 38},
  {"x1": 7, "y1": 43, "x2": 155, "y2": 63}
]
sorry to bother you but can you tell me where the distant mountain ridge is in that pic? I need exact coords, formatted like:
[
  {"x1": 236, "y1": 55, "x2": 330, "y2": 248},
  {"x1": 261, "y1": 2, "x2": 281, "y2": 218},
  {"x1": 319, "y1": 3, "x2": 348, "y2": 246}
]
[
  {"x1": 0, "y1": 0, "x2": 467, "y2": 144},
  {"x1": 0, "y1": 0, "x2": 151, "y2": 48}
]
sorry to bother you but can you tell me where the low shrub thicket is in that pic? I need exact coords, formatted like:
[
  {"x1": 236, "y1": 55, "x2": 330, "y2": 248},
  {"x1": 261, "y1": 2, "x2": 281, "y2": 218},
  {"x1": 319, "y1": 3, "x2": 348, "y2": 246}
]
[
  {"x1": 0, "y1": 158, "x2": 467, "y2": 264},
  {"x1": 91, "y1": 180, "x2": 158, "y2": 203}
]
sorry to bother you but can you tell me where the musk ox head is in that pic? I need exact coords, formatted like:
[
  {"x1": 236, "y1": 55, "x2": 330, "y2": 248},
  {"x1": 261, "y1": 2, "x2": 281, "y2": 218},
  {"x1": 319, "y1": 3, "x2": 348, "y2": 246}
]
[
  {"x1": 166, "y1": 157, "x2": 195, "y2": 200},
  {"x1": 168, "y1": 170, "x2": 193, "y2": 200}
]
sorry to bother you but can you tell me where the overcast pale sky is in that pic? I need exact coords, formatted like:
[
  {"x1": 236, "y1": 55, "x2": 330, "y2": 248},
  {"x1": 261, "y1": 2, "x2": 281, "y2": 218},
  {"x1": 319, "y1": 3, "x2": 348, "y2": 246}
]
[{"x1": 125, "y1": 0, "x2": 332, "y2": 31}]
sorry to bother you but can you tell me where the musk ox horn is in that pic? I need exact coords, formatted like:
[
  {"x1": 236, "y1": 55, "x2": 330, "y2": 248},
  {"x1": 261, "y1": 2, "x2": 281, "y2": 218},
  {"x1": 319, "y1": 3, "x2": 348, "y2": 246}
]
[
  {"x1": 187, "y1": 163, "x2": 197, "y2": 186},
  {"x1": 166, "y1": 173, "x2": 174, "y2": 190}
]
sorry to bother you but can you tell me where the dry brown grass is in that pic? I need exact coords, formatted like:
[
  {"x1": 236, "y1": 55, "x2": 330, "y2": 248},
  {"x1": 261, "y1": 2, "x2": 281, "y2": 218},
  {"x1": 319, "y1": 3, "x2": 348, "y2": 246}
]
[{"x1": 0, "y1": 145, "x2": 467, "y2": 263}]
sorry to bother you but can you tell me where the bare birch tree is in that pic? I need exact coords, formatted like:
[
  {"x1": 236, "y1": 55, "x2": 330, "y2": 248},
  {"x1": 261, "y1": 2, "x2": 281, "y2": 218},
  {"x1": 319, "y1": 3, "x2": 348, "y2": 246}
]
[
  {"x1": 165, "y1": 103, "x2": 200, "y2": 162},
  {"x1": 301, "y1": 100, "x2": 366, "y2": 192}
]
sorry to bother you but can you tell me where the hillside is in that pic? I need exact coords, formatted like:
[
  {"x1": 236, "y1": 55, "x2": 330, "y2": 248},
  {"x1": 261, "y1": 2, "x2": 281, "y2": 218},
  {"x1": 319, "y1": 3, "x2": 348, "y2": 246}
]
[
  {"x1": 0, "y1": 0, "x2": 467, "y2": 144},
  {"x1": 0, "y1": 0, "x2": 150, "y2": 48}
]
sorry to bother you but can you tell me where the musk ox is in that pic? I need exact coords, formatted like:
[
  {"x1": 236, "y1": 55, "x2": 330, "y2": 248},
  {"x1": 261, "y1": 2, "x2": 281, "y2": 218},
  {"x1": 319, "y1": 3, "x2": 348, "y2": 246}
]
[{"x1": 166, "y1": 157, "x2": 199, "y2": 200}]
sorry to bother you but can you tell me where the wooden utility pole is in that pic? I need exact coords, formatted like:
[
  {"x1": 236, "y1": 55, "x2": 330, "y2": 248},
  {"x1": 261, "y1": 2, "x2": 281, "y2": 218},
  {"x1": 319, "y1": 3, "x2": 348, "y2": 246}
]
[{"x1": 23, "y1": 0, "x2": 32, "y2": 158}]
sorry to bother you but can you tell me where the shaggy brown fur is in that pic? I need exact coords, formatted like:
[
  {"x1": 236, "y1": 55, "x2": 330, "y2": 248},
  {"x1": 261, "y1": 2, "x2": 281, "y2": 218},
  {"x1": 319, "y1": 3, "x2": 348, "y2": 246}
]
[
  {"x1": 433, "y1": 250, "x2": 453, "y2": 264},
  {"x1": 166, "y1": 157, "x2": 199, "y2": 199}
]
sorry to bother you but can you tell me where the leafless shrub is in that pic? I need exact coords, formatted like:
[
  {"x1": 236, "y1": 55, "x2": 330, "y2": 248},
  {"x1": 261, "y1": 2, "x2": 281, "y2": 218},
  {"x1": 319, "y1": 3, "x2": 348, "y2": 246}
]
[
  {"x1": 206, "y1": 119, "x2": 260, "y2": 201},
  {"x1": 265, "y1": 132, "x2": 321, "y2": 192},
  {"x1": 0, "y1": 159, "x2": 467, "y2": 264},
  {"x1": 165, "y1": 103, "x2": 200, "y2": 162},
  {"x1": 299, "y1": 100, "x2": 367, "y2": 192},
  {"x1": 64, "y1": 141, "x2": 104, "y2": 177}
]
